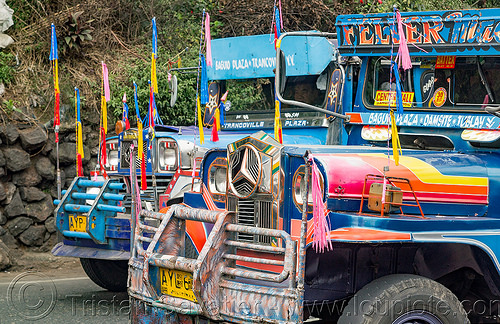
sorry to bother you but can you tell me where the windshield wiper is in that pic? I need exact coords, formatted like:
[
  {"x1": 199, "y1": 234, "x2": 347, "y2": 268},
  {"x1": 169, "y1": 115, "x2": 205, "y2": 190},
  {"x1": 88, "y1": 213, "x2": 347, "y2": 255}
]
[{"x1": 477, "y1": 59, "x2": 495, "y2": 103}]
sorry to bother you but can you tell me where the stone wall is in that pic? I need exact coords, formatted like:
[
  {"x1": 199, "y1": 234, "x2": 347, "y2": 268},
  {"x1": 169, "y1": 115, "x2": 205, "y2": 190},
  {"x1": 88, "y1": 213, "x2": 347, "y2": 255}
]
[{"x1": 0, "y1": 123, "x2": 100, "y2": 270}]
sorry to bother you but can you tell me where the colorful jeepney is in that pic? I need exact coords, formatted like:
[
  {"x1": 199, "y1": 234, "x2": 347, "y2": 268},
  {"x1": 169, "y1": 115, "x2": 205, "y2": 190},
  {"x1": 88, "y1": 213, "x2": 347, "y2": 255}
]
[
  {"x1": 52, "y1": 33, "x2": 339, "y2": 291},
  {"x1": 129, "y1": 8, "x2": 500, "y2": 324}
]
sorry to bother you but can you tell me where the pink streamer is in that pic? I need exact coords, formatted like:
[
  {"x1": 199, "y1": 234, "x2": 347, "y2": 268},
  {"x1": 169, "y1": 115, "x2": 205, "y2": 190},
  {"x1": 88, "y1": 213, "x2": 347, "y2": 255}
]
[
  {"x1": 102, "y1": 62, "x2": 111, "y2": 102},
  {"x1": 278, "y1": 0, "x2": 283, "y2": 28},
  {"x1": 192, "y1": 155, "x2": 197, "y2": 179},
  {"x1": 205, "y1": 13, "x2": 212, "y2": 67},
  {"x1": 381, "y1": 177, "x2": 387, "y2": 204},
  {"x1": 308, "y1": 154, "x2": 332, "y2": 253},
  {"x1": 396, "y1": 10, "x2": 412, "y2": 71},
  {"x1": 129, "y1": 144, "x2": 142, "y2": 217},
  {"x1": 221, "y1": 90, "x2": 229, "y2": 102}
]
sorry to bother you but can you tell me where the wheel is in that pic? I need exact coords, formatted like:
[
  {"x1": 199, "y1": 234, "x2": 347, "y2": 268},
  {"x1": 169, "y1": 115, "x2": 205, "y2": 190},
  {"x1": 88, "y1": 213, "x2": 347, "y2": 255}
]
[
  {"x1": 338, "y1": 274, "x2": 470, "y2": 324},
  {"x1": 80, "y1": 258, "x2": 128, "y2": 292}
]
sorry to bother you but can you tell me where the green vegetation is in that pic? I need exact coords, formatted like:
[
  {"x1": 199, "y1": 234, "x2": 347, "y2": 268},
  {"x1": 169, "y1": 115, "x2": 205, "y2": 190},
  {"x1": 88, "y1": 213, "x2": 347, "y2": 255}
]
[
  {"x1": 2, "y1": 0, "x2": 498, "y2": 127},
  {"x1": 0, "y1": 52, "x2": 15, "y2": 85}
]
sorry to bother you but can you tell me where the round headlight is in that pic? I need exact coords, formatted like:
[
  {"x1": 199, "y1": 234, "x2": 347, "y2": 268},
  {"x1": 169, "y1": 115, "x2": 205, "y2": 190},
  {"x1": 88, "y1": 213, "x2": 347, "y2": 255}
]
[
  {"x1": 293, "y1": 165, "x2": 324, "y2": 210},
  {"x1": 208, "y1": 157, "x2": 228, "y2": 198},
  {"x1": 214, "y1": 167, "x2": 227, "y2": 193},
  {"x1": 158, "y1": 140, "x2": 178, "y2": 171},
  {"x1": 107, "y1": 150, "x2": 119, "y2": 168},
  {"x1": 104, "y1": 140, "x2": 119, "y2": 171}
]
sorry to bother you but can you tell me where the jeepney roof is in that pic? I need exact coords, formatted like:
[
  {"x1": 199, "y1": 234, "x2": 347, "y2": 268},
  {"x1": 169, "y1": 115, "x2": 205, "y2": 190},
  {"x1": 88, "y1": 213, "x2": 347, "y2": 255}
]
[
  {"x1": 207, "y1": 32, "x2": 335, "y2": 80},
  {"x1": 336, "y1": 9, "x2": 500, "y2": 56}
]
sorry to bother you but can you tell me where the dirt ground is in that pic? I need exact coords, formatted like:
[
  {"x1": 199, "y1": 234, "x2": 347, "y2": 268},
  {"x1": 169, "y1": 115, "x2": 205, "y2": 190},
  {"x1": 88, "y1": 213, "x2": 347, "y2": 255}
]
[{"x1": 0, "y1": 249, "x2": 85, "y2": 281}]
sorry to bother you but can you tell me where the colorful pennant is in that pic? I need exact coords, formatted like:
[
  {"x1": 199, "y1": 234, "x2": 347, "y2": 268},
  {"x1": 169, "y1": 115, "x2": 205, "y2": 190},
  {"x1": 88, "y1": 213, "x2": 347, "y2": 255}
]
[
  {"x1": 50, "y1": 24, "x2": 60, "y2": 142},
  {"x1": 75, "y1": 87, "x2": 83, "y2": 176},
  {"x1": 200, "y1": 54, "x2": 208, "y2": 104},
  {"x1": 390, "y1": 110, "x2": 402, "y2": 166},
  {"x1": 99, "y1": 62, "x2": 110, "y2": 177},
  {"x1": 308, "y1": 153, "x2": 332, "y2": 253},
  {"x1": 151, "y1": 17, "x2": 158, "y2": 93},
  {"x1": 395, "y1": 9, "x2": 412, "y2": 71},
  {"x1": 122, "y1": 93, "x2": 130, "y2": 130},
  {"x1": 204, "y1": 13, "x2": 212, "y2": 67},
  {"x1": 197, "y1": 96, "x2": 204, "y2": 144},
  {"x1": 274, "y1": 95, "x2": 283, "y2": 144}
]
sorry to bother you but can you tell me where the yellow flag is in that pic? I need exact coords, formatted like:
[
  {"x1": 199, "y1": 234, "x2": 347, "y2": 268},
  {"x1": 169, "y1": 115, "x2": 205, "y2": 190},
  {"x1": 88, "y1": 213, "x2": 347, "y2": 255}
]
[
  {"x1": 215, "y1": 108, "x2": 221, "y2": 131},
  {"x1": 197, "y1": 96, "x2": 205, "y2": 144},
  {"x1": 77, "y1": 122, "x2": 84, "y2": 158},
  {"x1": 138, "y1": 120, "x2": 143, "y2": 159},
  {"x1": 53, "y1": 60, "x2": 59, "y2": 93},
  {"x1": 101, "y1": 96, "x2": 107, "y2": 134},
  {"x1": 274, "y1": 99, "x2": 281, "y2": 142},
  {"x1": 151, "y1": 53, "x2": 158, "y2": 93},
  {"x1": 390, "y1": 110, "x2": 402, "y2": 166}
]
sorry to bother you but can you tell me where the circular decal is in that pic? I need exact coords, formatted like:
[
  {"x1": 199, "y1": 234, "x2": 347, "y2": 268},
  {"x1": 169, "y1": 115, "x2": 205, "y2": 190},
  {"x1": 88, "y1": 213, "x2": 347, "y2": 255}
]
[{"x1": 432, "y1": 87, "x2": 447, "y2": 107}]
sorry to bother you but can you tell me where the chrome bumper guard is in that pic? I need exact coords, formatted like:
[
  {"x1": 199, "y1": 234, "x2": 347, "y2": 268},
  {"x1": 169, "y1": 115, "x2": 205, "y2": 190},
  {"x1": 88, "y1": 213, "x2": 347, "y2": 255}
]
[{"x1": 129, "y1": 204, "x2": 301, "y2": 323}]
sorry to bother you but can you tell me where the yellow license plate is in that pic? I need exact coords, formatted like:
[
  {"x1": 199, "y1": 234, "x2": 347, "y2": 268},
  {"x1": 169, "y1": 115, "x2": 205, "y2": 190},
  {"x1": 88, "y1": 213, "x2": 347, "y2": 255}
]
[
  {"x1": 69, "y1": 215, "x2": 87, "y2": 232},
  {"x1": 160, "y1": 268, "x2": 196, "y2": 302}
]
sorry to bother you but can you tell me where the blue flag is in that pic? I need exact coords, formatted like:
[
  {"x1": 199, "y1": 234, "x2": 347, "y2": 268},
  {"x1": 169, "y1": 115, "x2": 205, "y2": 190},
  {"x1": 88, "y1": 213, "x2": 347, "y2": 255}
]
[
  {"x1": 200, "y1": 54, "x2": 208, "y2": 104},
  {"x1": 133, "y1": 82, "x2": 141, "y2": 120},
  {"x1": 49, "y1": 24, "x2": 58, "y2": 61},
  {"x1": 392, "y1": 62, "x2": 404, "y2": 114},
  {"x1": 152, "y1": 17, "x2": 157, "y2": 57}
]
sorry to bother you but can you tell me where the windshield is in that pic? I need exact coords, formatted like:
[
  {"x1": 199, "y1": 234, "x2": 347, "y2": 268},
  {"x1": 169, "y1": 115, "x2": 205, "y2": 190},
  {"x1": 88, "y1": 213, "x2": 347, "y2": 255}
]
[
  {"x1": 223, "y1": 75, "x2": 326, "y2": 114},
  {"x1": 364, "y1": 56, "x2": 500, "y2": 111}
]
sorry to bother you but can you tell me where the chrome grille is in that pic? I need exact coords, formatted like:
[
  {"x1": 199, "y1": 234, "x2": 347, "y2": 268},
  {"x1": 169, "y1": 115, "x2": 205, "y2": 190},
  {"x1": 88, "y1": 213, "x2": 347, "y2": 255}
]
[
  {"x1": 120, "y1": 140, "x2": 149, "y2": 169},
  {"x1": 228, "y1": 196, "x2": 274, "y2": 244}
]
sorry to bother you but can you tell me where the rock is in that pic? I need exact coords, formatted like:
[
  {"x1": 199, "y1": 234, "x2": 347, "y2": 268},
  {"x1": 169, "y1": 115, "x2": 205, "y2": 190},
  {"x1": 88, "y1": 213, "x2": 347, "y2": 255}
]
[
  {"x1": 44, "y1": 216, "x2": 56, "y2": 233},
  {"x1": 0, "y1": 167, "x2": 5, "y2": 177},
  {"x1": 12, "y1": 165, "x2": 41, "y2": 187},
  {"x1": 19, "y1": 126, "x2": 48, "y2": 153},
  {"x1": 6, "y1": 216, "x2": 32, "y2": 236},
  {"x1": 0, "y1": 209, "x2": 5, "y2": 225},
  {"x1": 3, "y1": 182, "x2": 15, "y2": 204},
  {"x1": 41, "y1": 132, "x2": 54, "y2": 155},
  {"x1": 18, "y1": 225, "x2": 46, "y2": 246},
  {"x1": 32, "y1": 232, "x2": 56, "y2": 253},
  {"x1": 25, "y1": 194, "x2": 53, "y2": 222},
  {"x1": 35, "y1": 156, "x2": 56, "y2": 180},
  {"x1": 19, "y1": 187, "x2": 46, "y2": 202},
  {"x1": 0, "y1": 149, "x2": 5, "y2": 167},
  {"x1": 0, "y1": 124, "x2": 18, "y2": 144},
  {"x1": 3, "y1": 147, "x2": 30, "y2": 172},
  {"x1": 49, "y1": 142, "x2": 90, "y2": 166},
  {"x1": 0, "y1": 229, "x2": 17, "y2": 249},
  {"x1": 0, "y1": 239, "x2": 11, "y2": 270},
  {"x1": 4, "y1": 190, "x2": 26, "y2": 218},
  {"x1": 0, "y1": 182, "x2": 6, "y2": 201},
  {"x1": 64, "y1": 164, "x2": 77, "y2": 179}
]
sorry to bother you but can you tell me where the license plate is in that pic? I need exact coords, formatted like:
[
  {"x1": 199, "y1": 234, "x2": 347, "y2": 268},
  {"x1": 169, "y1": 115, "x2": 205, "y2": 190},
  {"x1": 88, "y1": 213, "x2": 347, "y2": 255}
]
[
  {"x1": 69, "y1": 215, "x2": 87, "y2": 232},
  {"x1": 160, "y1": 268, "x2": 196, "y2": 302}
]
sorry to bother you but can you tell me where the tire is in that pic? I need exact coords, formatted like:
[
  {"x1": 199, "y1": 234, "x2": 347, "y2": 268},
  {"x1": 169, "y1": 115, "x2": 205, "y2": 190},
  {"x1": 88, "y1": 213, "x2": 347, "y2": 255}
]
[
  {"x1": 338, "y1": 274, "x2": 470, "y2": 324},
  {"x1": 80, "y1": 258, "x2": 128, "y2": 292}
]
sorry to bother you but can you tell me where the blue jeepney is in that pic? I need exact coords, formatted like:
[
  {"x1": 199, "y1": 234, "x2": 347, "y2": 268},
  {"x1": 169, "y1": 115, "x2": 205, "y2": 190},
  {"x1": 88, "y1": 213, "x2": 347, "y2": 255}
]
[
  {"x1": 52, "y1": 33, "x2": 340, "y2": 291},
  {"x1": 129, "y1": 8, "x2": 500, "y2": 324}
]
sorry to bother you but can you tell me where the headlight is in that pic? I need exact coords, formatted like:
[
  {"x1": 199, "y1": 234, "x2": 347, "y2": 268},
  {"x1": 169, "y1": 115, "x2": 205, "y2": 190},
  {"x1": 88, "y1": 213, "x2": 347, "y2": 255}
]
[
  {"x1": 104, "y1": 139, "x2": 119, "y2": 172},
  {"x1": 293, "y1": 165, "x2": 324, "y2": 210},
  {"x1": 158, "y1": 140, "x2": 178, "y2": 171},
  {"x1": 208, "y1": 158, "x2": 227, "y2": 197}
]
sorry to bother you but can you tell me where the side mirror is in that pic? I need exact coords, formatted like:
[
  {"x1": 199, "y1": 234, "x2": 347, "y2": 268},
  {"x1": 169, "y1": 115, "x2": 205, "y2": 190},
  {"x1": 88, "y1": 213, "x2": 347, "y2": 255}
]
[
  {"x1": 276, "y1": 49, "x2": 287, "y2": 95},
  {"x1": 169, "y1": 75, "x2": 178, "y2": 107}
]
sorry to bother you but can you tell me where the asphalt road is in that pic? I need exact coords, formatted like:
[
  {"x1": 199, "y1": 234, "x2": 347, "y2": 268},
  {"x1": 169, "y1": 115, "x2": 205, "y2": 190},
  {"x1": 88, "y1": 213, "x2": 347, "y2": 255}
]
[
  {"x1": 0, "y1": 257, "x2": 129, "y2": 324},
  {"x1": 0, "y1": 253, "x2": 327, "y2": 323}
]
